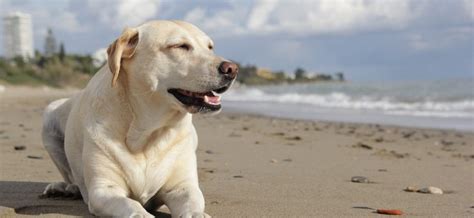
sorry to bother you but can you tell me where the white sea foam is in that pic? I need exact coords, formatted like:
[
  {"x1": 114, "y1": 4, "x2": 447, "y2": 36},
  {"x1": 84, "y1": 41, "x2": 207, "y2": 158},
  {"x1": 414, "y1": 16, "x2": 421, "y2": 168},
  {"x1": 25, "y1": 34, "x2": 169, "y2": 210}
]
[{"x1": 224, "y1": 88, "x2": 474, "y2": 118}]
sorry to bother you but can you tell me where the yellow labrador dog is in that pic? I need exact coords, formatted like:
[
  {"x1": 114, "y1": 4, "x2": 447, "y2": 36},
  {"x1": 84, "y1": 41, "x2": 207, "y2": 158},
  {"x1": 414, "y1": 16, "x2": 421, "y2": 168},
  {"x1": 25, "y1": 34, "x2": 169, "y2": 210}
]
[{"x1": 41, "y1": 20, "x2": 238, "y2": 217}]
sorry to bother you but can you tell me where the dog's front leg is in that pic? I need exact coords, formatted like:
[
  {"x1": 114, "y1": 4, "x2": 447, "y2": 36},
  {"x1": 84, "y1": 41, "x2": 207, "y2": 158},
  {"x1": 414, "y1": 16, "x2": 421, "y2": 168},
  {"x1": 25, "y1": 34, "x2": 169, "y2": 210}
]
[
  {"x1": 88, "y1": 184, "x2": 153, "y2": 218},
  {"x1": 159, "y1": 182, "x2": 209, "y2": 218}
]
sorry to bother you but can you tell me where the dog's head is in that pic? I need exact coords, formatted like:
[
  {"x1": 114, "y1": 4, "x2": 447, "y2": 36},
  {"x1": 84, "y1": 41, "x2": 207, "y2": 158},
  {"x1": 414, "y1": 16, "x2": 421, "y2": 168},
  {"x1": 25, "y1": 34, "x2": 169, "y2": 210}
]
[{"x1": 107, "y1": 20, "x2": 238, "y2": 114}]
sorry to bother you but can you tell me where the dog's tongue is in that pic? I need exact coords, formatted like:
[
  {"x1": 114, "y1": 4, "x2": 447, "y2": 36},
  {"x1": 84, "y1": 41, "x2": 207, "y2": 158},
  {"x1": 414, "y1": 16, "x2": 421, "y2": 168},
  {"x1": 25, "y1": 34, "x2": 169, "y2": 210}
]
[{"x1": 204, "y1": 95, "x2": 221, "y2": 105}]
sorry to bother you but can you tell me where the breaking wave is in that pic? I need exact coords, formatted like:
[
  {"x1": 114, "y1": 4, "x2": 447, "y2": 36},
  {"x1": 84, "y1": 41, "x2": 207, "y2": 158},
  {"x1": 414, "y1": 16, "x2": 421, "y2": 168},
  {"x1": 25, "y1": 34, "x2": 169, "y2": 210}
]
[{"x1": 224, "y1": 88, "x2": 474, "y2": 118}]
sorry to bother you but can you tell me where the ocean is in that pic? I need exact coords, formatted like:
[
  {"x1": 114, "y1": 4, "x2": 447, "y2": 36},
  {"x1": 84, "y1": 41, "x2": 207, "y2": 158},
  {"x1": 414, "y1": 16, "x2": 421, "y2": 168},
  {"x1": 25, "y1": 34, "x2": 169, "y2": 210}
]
[{"x1": 223, "y1": 78, "x2": 474, "y2": 131}]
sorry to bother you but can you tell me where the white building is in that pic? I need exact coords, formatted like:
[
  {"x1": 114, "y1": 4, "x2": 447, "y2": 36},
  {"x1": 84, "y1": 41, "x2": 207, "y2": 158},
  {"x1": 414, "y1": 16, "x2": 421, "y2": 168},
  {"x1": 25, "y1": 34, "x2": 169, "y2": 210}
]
[{"x1": 3, "y1": 12, "x2": 34, "y2": 60}]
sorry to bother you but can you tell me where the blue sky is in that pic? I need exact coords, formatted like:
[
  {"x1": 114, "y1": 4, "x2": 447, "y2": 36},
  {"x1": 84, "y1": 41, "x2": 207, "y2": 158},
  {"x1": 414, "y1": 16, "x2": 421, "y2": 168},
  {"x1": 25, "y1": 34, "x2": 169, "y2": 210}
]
[{"x1": 0, "y1": 0, "x2": 472, "y2": 81}]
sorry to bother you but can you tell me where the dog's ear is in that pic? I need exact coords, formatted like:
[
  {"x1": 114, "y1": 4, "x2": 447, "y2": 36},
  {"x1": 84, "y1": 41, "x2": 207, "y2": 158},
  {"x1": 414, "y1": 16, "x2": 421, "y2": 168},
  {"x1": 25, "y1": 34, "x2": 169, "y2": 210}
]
[{"x1": 107, "y1": 27, "x2": 139, "y2": 87}]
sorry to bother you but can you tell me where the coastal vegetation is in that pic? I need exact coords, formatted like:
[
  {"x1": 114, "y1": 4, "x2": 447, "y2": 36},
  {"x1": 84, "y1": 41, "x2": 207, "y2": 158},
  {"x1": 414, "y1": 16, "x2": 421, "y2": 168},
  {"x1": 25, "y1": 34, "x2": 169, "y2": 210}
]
[{"x1": 1, "y1": 28, "x2": 344, "y2": 87}]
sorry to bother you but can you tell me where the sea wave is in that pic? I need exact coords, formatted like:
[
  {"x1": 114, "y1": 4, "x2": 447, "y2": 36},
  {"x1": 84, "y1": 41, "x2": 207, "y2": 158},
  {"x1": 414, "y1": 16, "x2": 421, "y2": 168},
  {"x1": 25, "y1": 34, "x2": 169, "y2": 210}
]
[{"x1": 224, "y1": 88, "x2": 474, "y2": 118}]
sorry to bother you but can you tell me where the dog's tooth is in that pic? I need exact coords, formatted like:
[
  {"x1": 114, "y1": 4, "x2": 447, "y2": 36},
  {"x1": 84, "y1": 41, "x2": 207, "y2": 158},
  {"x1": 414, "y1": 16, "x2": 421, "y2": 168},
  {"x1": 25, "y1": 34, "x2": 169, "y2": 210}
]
[{"x1": 211, "y1": 91, "x2": 221, "y2": 97}]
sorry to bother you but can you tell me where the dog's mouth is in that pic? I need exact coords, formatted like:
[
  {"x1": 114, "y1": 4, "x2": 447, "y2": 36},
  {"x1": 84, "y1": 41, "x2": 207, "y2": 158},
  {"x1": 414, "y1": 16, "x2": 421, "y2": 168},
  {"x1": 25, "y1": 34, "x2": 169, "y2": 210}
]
[{"x1": 168, "y1": 85, "x2": 230, "y2": 113}]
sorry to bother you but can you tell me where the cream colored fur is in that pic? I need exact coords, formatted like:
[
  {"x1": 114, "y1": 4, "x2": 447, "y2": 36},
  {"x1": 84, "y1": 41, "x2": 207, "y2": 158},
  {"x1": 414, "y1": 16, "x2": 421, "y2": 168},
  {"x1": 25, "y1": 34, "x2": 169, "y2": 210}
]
[{"x1": 41, "y1": 20, "x2": 234, "y2": 218}]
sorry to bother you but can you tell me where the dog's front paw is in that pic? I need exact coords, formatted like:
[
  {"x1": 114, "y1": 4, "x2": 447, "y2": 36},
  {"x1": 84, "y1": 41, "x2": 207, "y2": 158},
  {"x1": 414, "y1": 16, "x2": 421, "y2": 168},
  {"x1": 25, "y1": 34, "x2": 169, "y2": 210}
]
[
  {"x1": 129, "y1": 211, "x2": 155, "y2": 218},
  {"x1": 179, "y1": 212, "x2": 211, "y2": 218},
  {"x1": 39, "y1": 182, "x2": 82, "y2": 199},
  {"x1": 40, "y1": 182, "x2": 67, "y2": 198}
]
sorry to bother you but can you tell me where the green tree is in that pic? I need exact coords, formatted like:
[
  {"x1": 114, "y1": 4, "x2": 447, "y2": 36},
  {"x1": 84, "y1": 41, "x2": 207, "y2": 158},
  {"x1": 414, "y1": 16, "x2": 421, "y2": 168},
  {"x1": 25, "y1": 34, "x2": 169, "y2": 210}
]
[
  {"x1": 59, "y1": 42, "x2": 66, "y2": 62},
  {"x1": 294, "y1": 67, "x2": 306, "y2": 80}
]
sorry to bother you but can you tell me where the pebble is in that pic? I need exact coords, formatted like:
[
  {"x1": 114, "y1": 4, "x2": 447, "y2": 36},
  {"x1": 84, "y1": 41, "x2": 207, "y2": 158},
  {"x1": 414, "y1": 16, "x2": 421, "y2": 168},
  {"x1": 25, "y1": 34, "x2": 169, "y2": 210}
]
[
  {"x1": 233, "y1": 175, "x2": 244, "y2": 178},
  {"x1": 286, "y1": 136, "x2": 302, "y2": 141},
  {"x1": 404, "y1": 186, "x2": 417, "y2": 192},
  {"x1": 417, "y1": 186, "x2": 443, "y2": 194},
  {"x1": 351, "y1": 176, "x2": 370, "y2": 183},
  {"x1": 353, "y1": 142, "x2": 373, "y2": 150},
  {"x1": 270, "y1": 159, "x2": 278, "y2": 163},
  {"x1": 14, "y1": 145, "x2": 26, "y2": 151},
  {"x1": 27, "y1": 155, "x2": 43, "y2": 159}
]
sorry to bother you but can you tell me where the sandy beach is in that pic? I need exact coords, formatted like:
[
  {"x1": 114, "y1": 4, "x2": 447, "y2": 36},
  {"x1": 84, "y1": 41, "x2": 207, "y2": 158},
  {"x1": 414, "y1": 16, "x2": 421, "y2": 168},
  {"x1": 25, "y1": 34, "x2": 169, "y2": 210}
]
[{"x1": 0, "y1": 86, "x2": 473, "y2": 217}]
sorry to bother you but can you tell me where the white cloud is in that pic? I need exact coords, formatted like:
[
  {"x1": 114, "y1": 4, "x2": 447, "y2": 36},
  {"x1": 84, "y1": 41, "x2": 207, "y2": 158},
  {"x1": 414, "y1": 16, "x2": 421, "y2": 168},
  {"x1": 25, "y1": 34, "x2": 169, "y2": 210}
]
[
  {"x1": 464, "y1": 0, "x2": 473, "y2": 19},
  {"x1": 183, "y1": 5, "x2": 247, "y2": 37},
  {"x1": 247, "y1": 0, "x2": 279, "y2": 30},
  {"x1": 85, "y1": 0, "x2": 160, "y2": 29},
  {"x1": 185, "y1": 0, "x2": 417, "y2": 36},
  {"x1": 407, "y1": 26, "x2": 474, "y2": 51}
]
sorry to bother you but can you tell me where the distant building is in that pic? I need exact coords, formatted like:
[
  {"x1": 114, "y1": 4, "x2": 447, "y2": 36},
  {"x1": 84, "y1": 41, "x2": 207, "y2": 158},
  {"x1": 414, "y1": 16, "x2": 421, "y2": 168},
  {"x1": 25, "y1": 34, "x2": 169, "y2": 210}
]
[
  {"x1": 2, "y1": 12, "x2": 34, "y2": 60},
  {"x1": 44, "y1": 28, "x2": 57, "y2": 57}
]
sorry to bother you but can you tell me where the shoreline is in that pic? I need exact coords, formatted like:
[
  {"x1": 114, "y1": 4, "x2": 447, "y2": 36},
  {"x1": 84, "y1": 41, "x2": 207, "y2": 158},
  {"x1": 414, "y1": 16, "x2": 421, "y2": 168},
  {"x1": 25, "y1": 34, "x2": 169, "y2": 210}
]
[
  {"x1": 223, "y1": 100, "x2": 474, "y2": 132},
  {"x1": 1, "y1": 86, "x2": 473, "y2": 217}
]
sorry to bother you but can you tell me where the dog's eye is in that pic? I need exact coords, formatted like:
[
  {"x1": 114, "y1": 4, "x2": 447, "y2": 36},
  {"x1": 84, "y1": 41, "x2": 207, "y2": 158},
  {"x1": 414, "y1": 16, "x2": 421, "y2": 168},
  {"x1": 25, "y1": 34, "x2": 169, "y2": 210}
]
[
  {"x1": 208, "y1": 45, "x2": 213, "y2": 50},
  {"x1": 174, "y1": 43, "x2": 191, "y2": 51}
]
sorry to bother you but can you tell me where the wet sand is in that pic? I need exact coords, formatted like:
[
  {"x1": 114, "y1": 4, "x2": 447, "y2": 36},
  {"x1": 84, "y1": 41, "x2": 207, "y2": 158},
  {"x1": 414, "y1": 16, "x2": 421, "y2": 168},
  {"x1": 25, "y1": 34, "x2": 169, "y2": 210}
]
[{"x1": 1, "y1": 86, "x2": 473, "y2": 217}]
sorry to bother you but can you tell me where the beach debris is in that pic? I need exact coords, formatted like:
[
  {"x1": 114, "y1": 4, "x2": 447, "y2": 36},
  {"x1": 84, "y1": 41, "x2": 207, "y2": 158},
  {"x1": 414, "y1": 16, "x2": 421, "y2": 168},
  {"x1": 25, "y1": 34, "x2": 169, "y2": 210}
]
[
  {"x1": 374, "y1": 137, "x2": 384, "y2": 142},
  {"x1": 351, "y1": 176, "x2": 370, "y2": 183},
  {"x1": 270, "y1": 159, "x2": 278, "y2": 163},
  {"x1": 286, "y1": 136, "x2": 302, "y2": 141},
  {"x1": 376, "y1": 209, "x2": 403, "y2": 215},
  {"x1": 417, "y1": 186, "x2": 443, "y2": 194},
  {"x1": 373, "y1": 149, "x2": 409, "y2": 159},
  {"x1": 438, "y1": 139, "x2": 454, "y2": 146},
  {"x1": 402, "y1": 131, "x2": 415, "y2": 139},
  {"x1": 27, "y1": 155, "x2": 43, "y2": 159},
  {"x1": 404, "y1": 186, "x2": 417, "y2": 192},
  {"x1": 14, "y1": 145, "x2": 26, "y2": 151},
  {"x1": 353, "y1": 142, "x2": 373, "y2": 150}
]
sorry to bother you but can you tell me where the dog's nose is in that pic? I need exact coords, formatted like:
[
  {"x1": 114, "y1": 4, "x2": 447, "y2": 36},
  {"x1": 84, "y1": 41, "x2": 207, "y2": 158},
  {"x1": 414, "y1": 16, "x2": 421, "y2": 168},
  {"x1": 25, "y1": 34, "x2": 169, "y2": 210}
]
[{"x1": 218, "y1": 61, "x2": 239, "y2": 78}]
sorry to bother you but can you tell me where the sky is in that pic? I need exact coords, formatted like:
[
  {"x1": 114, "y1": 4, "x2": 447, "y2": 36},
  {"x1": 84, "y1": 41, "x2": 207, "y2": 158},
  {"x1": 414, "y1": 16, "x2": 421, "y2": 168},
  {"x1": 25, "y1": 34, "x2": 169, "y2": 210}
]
[{"x1": 0, "y1": 0, "x2": 473, "y2": 81}]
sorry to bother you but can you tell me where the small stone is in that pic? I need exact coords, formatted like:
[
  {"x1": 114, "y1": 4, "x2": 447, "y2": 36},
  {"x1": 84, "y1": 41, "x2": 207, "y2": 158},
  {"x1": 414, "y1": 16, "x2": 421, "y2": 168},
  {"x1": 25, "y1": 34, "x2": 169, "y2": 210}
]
[
  {"x1": 353, "y1": 142, "x2": 373, "y2": 150},
  {"x1": 286, "y1": 136, "x2": 302, "y2": 141},
  {"x1": 14, "y1": 145, "x2": 26, "y2": 151},
  {"x1": 417, "y1": 186, "x2": 443, "y2": 194},
  {"x1": 210, "y1": 201, "x2": 219, "y2": 205},
  {"x1": 233, "y1": 175, "x2": 243, "y2": 178},
  {"x1": 351, "y1": 176, "x2": 369, "y2": 183},
  {"x1": 205, "y1": 150, "x2": 214, "y2": 154},
  {"x1": 374, "y1": 137, "x2": 384, "y2": 142},
  {"x1": 270, "y1": 159, "x2": 278, "y2": 163},
  {"x1": 404, "y1": 186, "x2": 417, "y2": 192},
  {"x1": 27, "y1": 155, "x2": 43, "y2": 159}
]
